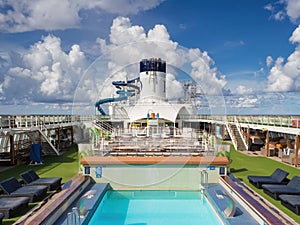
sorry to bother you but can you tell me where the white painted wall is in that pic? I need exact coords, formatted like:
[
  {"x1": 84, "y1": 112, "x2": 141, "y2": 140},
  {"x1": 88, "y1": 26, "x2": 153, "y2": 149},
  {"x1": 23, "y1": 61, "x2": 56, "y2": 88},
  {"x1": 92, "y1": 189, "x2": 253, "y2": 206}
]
[{"x1": 83, "y1": 164, "x2": 227, "y2": 190}]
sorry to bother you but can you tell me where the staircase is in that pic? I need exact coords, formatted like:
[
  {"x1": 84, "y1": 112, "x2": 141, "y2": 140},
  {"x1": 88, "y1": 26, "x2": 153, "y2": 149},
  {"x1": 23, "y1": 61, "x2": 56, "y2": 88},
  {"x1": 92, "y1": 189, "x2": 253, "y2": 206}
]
[
  {"x1": 27, "y1": 127, "x2": 60, "y2": 156},
  {"x1": 94, "y1": 119, "x2": 113, "y2": 134},
  {"x1": 225, "y1": 122, "x2": 238, "y2": 150},
  {"x1": 225, "y1": 118, "x2": 248, "y2": 151},
  {"x1": 231, "y1": 123, "x2": 247, "y2": 151}
]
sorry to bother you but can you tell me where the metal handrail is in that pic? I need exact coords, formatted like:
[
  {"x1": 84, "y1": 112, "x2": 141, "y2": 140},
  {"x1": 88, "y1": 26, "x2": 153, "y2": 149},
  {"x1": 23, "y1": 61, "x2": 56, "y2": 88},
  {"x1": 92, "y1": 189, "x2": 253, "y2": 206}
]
[
  {"x1": 223, "y1": 192, "x2": 236, "y2": 218},
  {"x1": 200, "y1": 170, "x2": 208, "y2": 189},
  {"x1": 1, "y1": 114, "x2": 300, "y2": 129},
  {"x1": 67, "y1": 207, "x2": 80, "y2": 225},
  {"x1": 225, "y1": 122, "x2": 237, "y2": 150},
  {"x1": 234, "y1": 116, "x2": 248, "y2": 150}
]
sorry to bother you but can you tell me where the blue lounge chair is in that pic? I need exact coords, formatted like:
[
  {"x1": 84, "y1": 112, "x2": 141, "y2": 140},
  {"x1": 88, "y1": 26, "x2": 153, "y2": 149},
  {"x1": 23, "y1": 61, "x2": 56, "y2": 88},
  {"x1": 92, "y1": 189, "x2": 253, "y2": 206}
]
[
  {"x1": 20, "y1": 169, "x2": 62, "y2": 191},
  {"x1": 0, "y1": 212, "x2": 3, "y2": 225},
  {"x1": 0, "y1": 196, "x2": 30, "y2": 218},
  {"x1": 247, "y1": 168, "x2": 289, "y2": 188},
  {"x1": 0, "y1": 177, "x2": 48, "y2": 202},
  {"x1": 262, "y1": 176, "x2": 300, "y2": 200},
  {"x1": 279, "y1": 194, "x2": 300, "y2": 215}
]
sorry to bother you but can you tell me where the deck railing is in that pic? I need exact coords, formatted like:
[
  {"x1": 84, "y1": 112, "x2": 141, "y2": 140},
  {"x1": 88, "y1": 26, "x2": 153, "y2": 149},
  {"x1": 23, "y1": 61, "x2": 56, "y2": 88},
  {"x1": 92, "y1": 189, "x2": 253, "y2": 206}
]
[{"x1": 1, "y1": 114, "x2": 300, "y2": 130}]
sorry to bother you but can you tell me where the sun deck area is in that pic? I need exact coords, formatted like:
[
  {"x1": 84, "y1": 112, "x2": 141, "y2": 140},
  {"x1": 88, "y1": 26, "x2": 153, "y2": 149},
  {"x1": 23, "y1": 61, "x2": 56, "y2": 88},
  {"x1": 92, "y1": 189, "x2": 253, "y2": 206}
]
[{"x1": 1, "y1": 115, "x2": 300, "y2": 224}]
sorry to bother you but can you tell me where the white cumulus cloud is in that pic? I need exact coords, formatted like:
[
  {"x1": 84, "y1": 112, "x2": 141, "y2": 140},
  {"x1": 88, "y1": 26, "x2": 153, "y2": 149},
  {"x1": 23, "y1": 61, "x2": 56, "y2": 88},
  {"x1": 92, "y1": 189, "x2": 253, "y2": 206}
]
[
  {"x1": 0, "y1": 0, "x2": 164, "y2": 33},
  {"x1": 109, "y1": 17, "x2": 146, "y2": 45},
  {"x1": 265, "y1": 0, "x2": 300, "y2": 23},
  {"x1": 1, "y1": 34, "x2": 88, "y2": 105},
  {"x1": 266, "y1": 56, "x2": 273, "y2": 67},
  {"x1": 266, "y1": 25, "x2": 300, "y2": 92},
  {"x1": 92, "y1": 17, "x2": 226, "y2": 99},
  {"x1": 285, "y1": 0, "x2": 300, "y2": 23},
  {"x1": 72, "y1": 16, "x2": 227, "y2": 114},
  {"x1": 0, "y1": 16, "x2": 227, "y2": 113},
  {"x1": 236, "y1": 85, "x2": 253, "y2": 95}
]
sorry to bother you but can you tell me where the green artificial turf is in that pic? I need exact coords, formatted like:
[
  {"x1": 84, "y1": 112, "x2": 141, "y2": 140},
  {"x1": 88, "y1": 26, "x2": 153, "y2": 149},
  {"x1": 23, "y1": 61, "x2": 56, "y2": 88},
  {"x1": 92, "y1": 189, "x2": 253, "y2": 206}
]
[
  {"x1": 229, "y1": 146, "x2": 300, "y2": 223},
  {"x1": 0, "y1": 144, "x2": 79, "y2": 183},
  {"x1": 0, "y1": 144, "x2": 79, "y2": 225}
]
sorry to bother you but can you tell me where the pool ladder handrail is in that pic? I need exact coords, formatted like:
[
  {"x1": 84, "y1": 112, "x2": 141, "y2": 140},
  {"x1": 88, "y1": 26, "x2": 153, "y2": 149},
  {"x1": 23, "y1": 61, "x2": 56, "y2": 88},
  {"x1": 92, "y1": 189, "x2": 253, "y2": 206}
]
[
  {"x1": 223, "y1": 191, "x2": 236, "y2": 218},
  {"x1": 200, "y1": 170, "x2": 208, "y2": 189},
  {"x1": 67, "y1": 189, "x2": 97, "y2": 225},
  {"x1": 67, "y1": 207, "x2": 80, "y2": 225}
]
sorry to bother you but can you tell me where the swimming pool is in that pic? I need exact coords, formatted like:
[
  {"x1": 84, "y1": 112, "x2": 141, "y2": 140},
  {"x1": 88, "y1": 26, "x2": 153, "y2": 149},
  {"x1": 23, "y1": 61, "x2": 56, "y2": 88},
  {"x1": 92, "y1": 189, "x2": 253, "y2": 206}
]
[{"x1": 86, "y1": 190, "x2": 224, "y2": 225}]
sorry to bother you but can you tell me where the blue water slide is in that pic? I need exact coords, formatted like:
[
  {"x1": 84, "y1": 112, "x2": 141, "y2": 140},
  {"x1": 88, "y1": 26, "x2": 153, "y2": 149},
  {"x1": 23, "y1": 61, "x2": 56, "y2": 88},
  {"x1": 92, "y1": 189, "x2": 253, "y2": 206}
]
[
  {"x1": 112, "y1": 77, "x2": 141, "y2": 91},
  {"x1": 95, "y1": 96, "x2": 127, "y2": 115},
  {"x1": 95, "y1": 77, "x2": 141, "y2": 115}
]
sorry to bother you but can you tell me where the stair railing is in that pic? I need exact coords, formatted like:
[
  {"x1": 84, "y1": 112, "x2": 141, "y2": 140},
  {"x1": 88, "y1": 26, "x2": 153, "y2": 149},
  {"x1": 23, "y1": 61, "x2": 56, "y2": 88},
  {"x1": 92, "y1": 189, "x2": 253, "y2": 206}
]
[
  {"x1": 225, "y1": 122, "x2": 238, "y2": 150},
  {"x1": 234, "y1": 116, "x2": 248, "y2": 150},
  {"x1": 36, "y1": 127, "x2": 60, "y2": 155},
  {"x1": 94, "y1": 119, "x2": 113, "y2": 134}
]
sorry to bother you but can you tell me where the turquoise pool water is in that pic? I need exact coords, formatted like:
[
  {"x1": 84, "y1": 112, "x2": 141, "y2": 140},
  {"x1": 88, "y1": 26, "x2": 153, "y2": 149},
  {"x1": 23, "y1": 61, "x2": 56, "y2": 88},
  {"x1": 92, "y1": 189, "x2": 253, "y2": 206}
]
[{"x1": 87, "y1": 190, "x2": 223, "y2": 225}]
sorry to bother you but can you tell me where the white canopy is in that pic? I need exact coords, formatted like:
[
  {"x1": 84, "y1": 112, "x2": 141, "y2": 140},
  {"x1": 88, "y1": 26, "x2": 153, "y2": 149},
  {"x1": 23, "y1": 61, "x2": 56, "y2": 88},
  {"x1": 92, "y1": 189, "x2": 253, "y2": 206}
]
[{"x1": 126, "y1": 102, "x2": 194, "y2": 122}]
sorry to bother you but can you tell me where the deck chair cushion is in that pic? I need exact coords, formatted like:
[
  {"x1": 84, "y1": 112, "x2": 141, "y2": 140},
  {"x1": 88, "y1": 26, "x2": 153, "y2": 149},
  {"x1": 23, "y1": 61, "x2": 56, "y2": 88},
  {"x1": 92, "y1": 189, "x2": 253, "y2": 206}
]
[
  {"x1": 20, "y1": 170, "x2": 62, "y2": 191},
  {"x1": 0, "y1": 177, "x2": 22, "y2": 194},
  {"x1": 287, "y1": 176, "x2": 300, "y2": 190},
  {"x1": 279, "y1": 194, "x2": 300, "y2": 215},
  {"x1": 19, "y1": 171, "x2": 34, "y2": 184},
  {"x1": 279, "y1": 195, "x2": 300, "y2": 207},
  {"x1": 0, "y1": 177, "x2": 48, "y2": 202},
  {"x1": 248, "y1": 168, "x2": 289, "y2": 188},
  {"x1": 0, "y1": 196, "x2": 30, "y2": 218},
  {"x1": 12, "y1": 185, "x2": 46, "y2": 196},
  {"x1": 262, "y1": 176, "x2": 300, "y2": 200},
  {"x1": 271, "y1": 169, "x2": 289, "y2": 182},
  {"x1": 27, "y1": 170, "x2": 40, "y2": 180}
]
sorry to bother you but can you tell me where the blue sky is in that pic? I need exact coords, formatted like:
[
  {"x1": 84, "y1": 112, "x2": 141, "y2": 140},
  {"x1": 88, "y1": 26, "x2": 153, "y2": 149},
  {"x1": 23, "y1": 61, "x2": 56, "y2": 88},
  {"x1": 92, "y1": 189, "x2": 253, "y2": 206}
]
[{"x1": 0, "y1": 0, "x2": 300, "y2": 115}]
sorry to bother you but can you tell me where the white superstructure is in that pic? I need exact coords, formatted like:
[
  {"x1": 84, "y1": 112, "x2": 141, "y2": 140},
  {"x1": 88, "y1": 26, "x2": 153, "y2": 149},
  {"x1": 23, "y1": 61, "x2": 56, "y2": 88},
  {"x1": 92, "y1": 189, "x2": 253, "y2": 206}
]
[
  {"x1": 98, "y1": 58, "x2": 197, "y2": 129},
  {"x1": 139, "y1": 58, "x2": 166, "y2": 103}
]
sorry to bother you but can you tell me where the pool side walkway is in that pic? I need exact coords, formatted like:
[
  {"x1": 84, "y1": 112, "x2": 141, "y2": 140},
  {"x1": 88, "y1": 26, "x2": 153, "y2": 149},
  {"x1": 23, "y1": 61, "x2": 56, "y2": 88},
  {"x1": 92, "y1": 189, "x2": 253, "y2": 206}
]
[
  {"x1": 206, "y1": 183, "x2": 259, "y2": 225},
  {"x1": 53, "y1": 182, "x2": 109, "y2": 225},
  {"x1": 220, "y1": 175, "x2": 298, "y2": 225}
]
